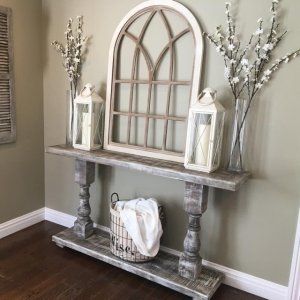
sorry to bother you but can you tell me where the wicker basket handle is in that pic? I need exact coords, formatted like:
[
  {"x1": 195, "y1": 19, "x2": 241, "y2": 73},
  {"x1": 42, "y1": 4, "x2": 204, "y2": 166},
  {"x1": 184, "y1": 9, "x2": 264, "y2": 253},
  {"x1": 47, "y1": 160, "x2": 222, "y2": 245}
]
[{"x1": 111, "y1": 192, "x2": 120, "y2": 205}]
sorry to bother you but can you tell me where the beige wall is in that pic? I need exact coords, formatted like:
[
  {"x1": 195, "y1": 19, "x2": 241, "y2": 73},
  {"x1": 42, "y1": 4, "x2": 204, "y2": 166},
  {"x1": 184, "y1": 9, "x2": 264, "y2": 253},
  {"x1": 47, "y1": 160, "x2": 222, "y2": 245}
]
[
  {"x1": 0, "y1": 0, "x2": 44, "y2": 223},
  {"x1": 43, "y1": 0, "x2": 300, "y2": 285}
]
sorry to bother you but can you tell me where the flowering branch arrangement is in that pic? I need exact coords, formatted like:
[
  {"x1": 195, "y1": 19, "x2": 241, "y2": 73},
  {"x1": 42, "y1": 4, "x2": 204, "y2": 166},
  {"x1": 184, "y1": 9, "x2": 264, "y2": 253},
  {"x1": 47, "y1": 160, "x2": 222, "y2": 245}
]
[
  {"x1": 51, "y1": 16, "x2": 88, "y2": 100},
  {"x1": 204, "y1": 0, "x2": 300, "y2": 170}
]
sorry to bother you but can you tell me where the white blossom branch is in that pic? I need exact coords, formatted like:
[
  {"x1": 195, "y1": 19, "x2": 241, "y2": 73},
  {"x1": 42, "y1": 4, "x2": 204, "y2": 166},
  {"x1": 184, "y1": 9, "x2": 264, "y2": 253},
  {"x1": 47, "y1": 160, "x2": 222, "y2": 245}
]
[{"x1": 51, "y1": 16, "x2": 88, "y2": 99}]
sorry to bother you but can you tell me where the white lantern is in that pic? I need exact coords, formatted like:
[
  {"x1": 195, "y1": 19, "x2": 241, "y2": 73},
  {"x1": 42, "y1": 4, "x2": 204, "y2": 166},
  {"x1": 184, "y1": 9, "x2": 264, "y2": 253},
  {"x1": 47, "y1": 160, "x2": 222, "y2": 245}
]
[
  {"x1": 184, "y1": 88, "x2": 225, "y2": 173},
  {"x1": 73, "y1": 83, "x2": 105, "y2": 151}
]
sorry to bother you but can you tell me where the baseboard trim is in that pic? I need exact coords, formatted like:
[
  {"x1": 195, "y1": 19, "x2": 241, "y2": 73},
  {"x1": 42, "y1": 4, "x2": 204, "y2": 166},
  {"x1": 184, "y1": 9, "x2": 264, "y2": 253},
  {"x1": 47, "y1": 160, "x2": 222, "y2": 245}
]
[
  {"x1": 0, "y1": 208, "x2": 45, "y2": 239},
  {"x1": 45, "y1": 207, "x2": 76, "y2": 228},
  {"x1": 159, "y1": 244, "x2": 287, "y2": 300},
  {"x1": 203, "y1": 260, "x2": 287, "y2": 300},
  {"x1": 287, "y1": 208, "x2": 300, "y2": 300},
  {"x1": 44, "y1": 207, "x2": 288, "y2": 300},
  {"x1": 155, "y1": 246, "x2": 286, "y2": 300}
]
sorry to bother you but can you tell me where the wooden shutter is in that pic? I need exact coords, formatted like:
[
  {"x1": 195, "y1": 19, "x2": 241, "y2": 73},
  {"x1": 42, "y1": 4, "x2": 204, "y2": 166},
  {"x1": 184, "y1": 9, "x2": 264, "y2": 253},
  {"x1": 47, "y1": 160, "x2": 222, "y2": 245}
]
[{"x1": 0, "y1": 6, "x2": 15, "y2": 144}]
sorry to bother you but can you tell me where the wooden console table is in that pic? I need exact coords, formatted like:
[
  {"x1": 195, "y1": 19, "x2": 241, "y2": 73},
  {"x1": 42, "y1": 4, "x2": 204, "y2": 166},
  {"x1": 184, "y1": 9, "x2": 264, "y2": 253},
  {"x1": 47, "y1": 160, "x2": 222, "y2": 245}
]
[{"x1": 46, "y1": 145, "x2": 250, "y2": 300}]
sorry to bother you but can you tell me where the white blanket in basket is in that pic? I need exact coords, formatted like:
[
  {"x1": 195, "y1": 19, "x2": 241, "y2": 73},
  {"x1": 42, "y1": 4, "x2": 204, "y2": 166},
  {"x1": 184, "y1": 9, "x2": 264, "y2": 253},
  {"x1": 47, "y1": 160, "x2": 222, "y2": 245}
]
[{"x1": 115, "y1": 198, "x2": 163, "y2": 257}]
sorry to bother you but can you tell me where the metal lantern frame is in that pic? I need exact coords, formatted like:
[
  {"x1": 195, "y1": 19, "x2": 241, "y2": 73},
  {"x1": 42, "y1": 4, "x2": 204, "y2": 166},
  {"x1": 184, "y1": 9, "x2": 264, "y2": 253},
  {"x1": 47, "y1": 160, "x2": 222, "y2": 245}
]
[
  {"x1": 184, "y1": 89, "x2": 225, "y2": 173},
  {"x1": 73, "y1": 85, "x2": 105, "y2": 151}
]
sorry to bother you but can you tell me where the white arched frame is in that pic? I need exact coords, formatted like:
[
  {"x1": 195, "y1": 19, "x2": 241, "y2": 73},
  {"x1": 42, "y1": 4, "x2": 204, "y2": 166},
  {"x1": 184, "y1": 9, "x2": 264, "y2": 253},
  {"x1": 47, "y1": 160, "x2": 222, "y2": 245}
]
[{"x1": 104, "y1": 0, "x2": 204, "y2": 162}]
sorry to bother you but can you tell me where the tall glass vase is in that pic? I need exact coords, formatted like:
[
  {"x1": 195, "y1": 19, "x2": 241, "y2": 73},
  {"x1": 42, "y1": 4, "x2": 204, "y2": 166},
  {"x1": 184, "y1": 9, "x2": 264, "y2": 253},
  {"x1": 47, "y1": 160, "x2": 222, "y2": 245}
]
[
  {"x1": 227, "y1": 98, "x2": 248, "y2": 172},
  {"x1": 66, "y1": 90, "x2": 74, "y2": 146}
]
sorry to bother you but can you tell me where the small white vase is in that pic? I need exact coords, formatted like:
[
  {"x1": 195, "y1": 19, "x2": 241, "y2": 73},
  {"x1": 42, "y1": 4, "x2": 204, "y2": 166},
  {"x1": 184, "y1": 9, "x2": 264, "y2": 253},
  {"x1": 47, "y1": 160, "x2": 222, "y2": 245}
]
[
  {"x1": 66, "y1": 90, "x2": 74, "y2": 146},
  {"x1": 228, "y1": 98, "x2": 248, "y2": 172}
]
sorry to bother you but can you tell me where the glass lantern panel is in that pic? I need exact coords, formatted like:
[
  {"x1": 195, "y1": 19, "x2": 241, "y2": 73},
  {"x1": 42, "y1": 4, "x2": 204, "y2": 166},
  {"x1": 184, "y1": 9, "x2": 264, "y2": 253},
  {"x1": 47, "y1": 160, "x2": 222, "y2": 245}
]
[
  {"x1": 74, "y1": 103, "x2": 90, "y2": 146},
  {"x1": 189, "y1": 113, "x2": 212, "y2": 166},
  {"x1": 92, "y1": 102, "x2": 104, "y2": 147},
  {"x1": 212, "y1": 112, "x2": 225, "y2": 168}
]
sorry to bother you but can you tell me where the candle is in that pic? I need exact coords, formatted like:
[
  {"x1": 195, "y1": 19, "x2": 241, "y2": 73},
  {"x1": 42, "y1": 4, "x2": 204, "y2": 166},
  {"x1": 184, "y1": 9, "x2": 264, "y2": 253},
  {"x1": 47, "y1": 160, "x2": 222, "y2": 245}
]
[
  {"x1": 194, "y1": 124, "x2": 211, "y2": 165},
  {"x1": 82, "y1": 112, "x2": 91, "y2": 146}
]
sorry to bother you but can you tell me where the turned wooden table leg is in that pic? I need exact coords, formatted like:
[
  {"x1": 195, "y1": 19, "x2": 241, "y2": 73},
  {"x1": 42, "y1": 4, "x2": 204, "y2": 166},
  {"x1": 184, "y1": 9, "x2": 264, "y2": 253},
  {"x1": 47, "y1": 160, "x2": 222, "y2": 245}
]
[
  {"x1": 178, "y1": 182, "x2": 209, "y2": 280},
  {"x1": 73, "y1": 159, "x2": 95, "y2": 239}
]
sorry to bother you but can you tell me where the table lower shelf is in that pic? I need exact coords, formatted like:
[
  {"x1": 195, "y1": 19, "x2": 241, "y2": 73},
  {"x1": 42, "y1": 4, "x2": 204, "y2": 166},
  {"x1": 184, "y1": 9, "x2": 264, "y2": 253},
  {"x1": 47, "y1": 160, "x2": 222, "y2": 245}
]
[{"x1": 52, "y1": 227, "x2": 224, "y2": 299}]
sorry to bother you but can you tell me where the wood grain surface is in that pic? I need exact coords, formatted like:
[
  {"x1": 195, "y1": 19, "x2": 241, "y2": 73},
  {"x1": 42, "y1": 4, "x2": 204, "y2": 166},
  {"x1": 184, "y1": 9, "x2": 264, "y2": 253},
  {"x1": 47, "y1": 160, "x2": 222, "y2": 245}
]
[
  {"x1": 46, "y1": 145, "x2": 250, "y2": 191},
  {"x1": 0, "y1": 221, "x2": 265, "y2": 300},
  {"x1": 53, "y1": 227, "x2": 223, "y2": 299}
]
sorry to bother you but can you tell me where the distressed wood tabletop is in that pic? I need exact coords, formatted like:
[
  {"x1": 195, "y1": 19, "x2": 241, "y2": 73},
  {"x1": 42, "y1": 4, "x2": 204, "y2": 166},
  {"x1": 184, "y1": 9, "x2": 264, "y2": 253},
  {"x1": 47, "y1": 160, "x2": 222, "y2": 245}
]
[
  {"x1": 53, "y1": 227, "x2": 224, "y2": 300},
  {"x1": 46, "y1": 144, "x2": 250, "y2": 191}
]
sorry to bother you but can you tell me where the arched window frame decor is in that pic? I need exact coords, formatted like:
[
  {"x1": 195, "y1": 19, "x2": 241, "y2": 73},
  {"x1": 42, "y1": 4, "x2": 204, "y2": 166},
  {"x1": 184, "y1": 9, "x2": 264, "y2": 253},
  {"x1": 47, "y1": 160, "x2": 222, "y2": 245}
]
[{"x1": 104, "y1": 0, "x2": 203, "y2": 162}]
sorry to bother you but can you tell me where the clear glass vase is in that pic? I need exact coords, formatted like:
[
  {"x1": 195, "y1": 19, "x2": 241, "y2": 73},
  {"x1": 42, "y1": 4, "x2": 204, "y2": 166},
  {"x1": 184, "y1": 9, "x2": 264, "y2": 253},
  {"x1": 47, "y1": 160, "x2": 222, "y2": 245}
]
[
  {"x1": 227, "y1": 98, "x2": 248, "y2": 172},
  {"x1": 66, "y1": 90, "x2": 74, "y2": 146}
]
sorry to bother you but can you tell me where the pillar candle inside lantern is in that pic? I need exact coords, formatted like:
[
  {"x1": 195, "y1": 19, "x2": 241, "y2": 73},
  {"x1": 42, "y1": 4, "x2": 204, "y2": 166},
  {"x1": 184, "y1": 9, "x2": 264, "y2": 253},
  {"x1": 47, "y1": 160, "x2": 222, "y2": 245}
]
[
  {"x1": 194, "y1": 124, "x2": 211, "y2": 165},
  {"x1": 82, "y1": 112, "x2": 91, "y2": 146}
]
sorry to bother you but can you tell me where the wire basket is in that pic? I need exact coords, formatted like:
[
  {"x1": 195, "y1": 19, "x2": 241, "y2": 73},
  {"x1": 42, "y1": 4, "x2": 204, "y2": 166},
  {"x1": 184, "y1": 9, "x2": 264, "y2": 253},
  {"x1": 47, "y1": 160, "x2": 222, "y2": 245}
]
[{"x1": 110, "y1": 193, "x2": 163, "y2": 263}]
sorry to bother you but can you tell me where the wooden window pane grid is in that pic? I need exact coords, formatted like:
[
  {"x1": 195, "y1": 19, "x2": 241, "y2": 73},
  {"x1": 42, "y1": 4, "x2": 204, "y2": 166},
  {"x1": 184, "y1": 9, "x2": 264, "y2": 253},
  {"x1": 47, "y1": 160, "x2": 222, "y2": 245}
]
[{"x1": 108, "y1": 7, "x2": 196, "y2": 158}]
